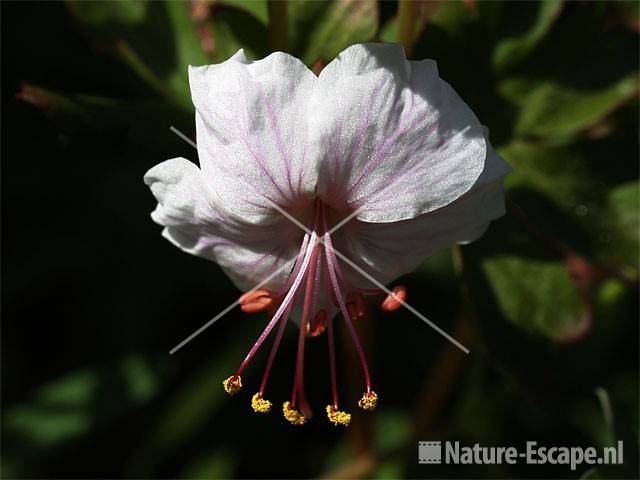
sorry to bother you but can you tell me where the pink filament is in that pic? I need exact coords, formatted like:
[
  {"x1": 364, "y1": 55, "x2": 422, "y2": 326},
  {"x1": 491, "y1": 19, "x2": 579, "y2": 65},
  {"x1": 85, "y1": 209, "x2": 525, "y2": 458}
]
[
  {"x1": 273, "y1": 233, "x2": 310, "y2": 298},
  {"x1": 258, "y1": 301, "x2": 293, "y2": 396},
  {"x1": 290, "y1": 200, "x2": 324, "y2": 417},
  {"x1": 290, "y1": 241, "x2": 319, "y2": 417},
  {"x1": 233, "y1": 200, "x2": 376, "y2": 411},
  {"x1": 321, "y1": 210, "x2": 373, "y2": 392},
  {"x1": 236, "y1": 231, "x2": 317, "y2": 376},
  {"x1": 326, "y1": 316, "x2": 339, "y2": 409},
  {"x1": 323, "y1": 234, "x2": 372, "y2": 391}
]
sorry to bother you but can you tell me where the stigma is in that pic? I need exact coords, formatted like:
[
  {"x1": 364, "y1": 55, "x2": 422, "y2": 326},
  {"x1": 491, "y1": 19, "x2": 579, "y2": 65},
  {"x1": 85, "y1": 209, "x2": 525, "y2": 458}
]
[{"x1": 221, "y1": 200, "x2": 405, "y2": 426}]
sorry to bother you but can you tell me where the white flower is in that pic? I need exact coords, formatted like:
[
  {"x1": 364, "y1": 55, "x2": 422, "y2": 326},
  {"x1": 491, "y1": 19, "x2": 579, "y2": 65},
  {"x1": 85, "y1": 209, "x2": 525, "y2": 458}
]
[{"x1": 144, "y1": 43, "x2": 511, "y2": 426}]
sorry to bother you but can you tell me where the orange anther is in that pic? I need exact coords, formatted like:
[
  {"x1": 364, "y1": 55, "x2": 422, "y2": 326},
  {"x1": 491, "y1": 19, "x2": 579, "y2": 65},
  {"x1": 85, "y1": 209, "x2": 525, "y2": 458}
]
[
  {"x1": 307, "y1": 309, "x2": 327, "y2": 337},
  {"x1": 239, "y1": 289, "x2": 274, "y2": 314},
  {"x1": 380, "y1": 285, "x2": 407, "y2": 312}
]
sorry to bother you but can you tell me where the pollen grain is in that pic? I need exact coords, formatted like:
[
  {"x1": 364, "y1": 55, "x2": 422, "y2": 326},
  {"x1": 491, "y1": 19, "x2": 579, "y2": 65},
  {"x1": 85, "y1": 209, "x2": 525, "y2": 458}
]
[
  {"x1": 251, "y1": 393, "x2": 272, "y2": 413},
  {"x1": 283, "y1": 401, "x2": 307, "y2": 425},
  {"x1": 326, "y1": 405, "x2": 351, "y2": 426},
  {"x1": 358, "y1": 391, "x2": 378, "y2": 411},
  {"x1": 223, "y1": 375, "x2": 242, "y2": 395}
]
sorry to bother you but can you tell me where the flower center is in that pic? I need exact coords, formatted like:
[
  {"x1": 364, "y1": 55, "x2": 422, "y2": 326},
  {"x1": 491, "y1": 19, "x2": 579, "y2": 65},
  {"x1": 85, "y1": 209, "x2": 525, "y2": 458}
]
[{"x1": 226, "y1": 199, "x2": 402, "y2": 426}]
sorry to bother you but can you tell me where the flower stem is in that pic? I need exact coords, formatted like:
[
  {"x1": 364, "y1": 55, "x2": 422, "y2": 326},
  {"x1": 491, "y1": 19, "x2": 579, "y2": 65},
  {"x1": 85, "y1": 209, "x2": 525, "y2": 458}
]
[
  {"x1": 268, "y1": 0, "x2": 288, "y2": 52},
  {"x1": 397, "y1": 0, "x2": 416, "y2": 58}
]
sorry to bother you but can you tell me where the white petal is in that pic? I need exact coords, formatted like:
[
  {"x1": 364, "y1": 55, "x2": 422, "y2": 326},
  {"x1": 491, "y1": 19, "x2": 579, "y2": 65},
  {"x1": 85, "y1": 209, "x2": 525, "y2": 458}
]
[
  {"x1": 189, "y1": 50, "x2": 318, "y2": 224},
  {"x1": 309, "y1": 43, "x2": 487, "y2": 223},
  {"x1": 337, "y1": 131, "x2": 511, "y2": 284},
  {"x1": 144, "y1": 157, "x2": 302, "y2": 290}
]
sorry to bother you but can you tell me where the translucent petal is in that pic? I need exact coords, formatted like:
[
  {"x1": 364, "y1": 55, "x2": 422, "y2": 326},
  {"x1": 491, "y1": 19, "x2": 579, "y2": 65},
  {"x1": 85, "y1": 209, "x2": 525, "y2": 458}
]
[
  {"x1": 310, "y1": 43, "x2": 487, "y2": 223},
  {"x1": 144, "y1": 157, "x2": 303, "y2": 290}
]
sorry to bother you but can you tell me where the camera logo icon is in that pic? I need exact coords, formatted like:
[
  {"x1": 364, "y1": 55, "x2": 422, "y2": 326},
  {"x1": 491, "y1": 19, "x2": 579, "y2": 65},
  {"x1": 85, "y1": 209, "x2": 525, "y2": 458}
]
[{"x1": 419, "y1": 441, "x2": 442, "y2": 464}]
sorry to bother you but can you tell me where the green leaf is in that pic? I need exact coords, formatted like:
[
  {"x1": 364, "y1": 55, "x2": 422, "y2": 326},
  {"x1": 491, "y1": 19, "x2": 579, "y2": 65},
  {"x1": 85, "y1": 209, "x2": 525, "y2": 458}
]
[
  {"x1": 501, "y1": 140, "x2": 598, "y2": 208},
  {"x1": 68, "y1": 0, "x2": 208, "y2": 108},
  {"x1": 3, "y1": 355, "x2": 161, "y2": 464},
  {"x1": 497, "y1": 2, "x2": 639, "y2": 139},
  {"x1": 125, "y1": 328, "x2": 259, "y2": 477},
  {"x1": 379, "y1": 17, "x2": 397, "y2": 43},
  {"x1": 67, "y1": 0, "x2": 147, "y2": 24},
  {"x1": 17, "y1": 84, "x2": 193, "y2": 152},
  {"x1": 412, "y1": 2, "x2": 511, "y2": 141},
  {"x1": 427, "y1": 0, "x2": 477, "y2": 38},
  {"x1": 500, "y1": 139, "x2": 639, "y2": 272},
  {"x1": 210, "y1": 6, "x2": 269, "y2": 62},
  {"x1": 507, "y1": 74, "x2": 638, "y2": 138},
  {"x1": 603, "y1": 181, "x2": 640, "y2": 274},
  {"x1": 581, "y1": 468, "x2": 603, "y2": 479},
  {"x1": 374, "y1": 410, "x2": 411, "y2": 453},
  {"x1": 182, "y1": 450, "x2": 238, "y2": 479},
  {"x1": 490, "y1": 1, "x2": 564, "y2": 73},
  {"x1": 567, "y1": 372, "x2": 639, "y2": 477},
  {"x1": 374, "y1": 461, "x2": 404, "y2": 480},
  {"x1": 289, "y1": 0, "x2": 378, "y2": 66},
  {"x1": 483, "y1": 255, "x2": 587, "y2": 341},
  {"x1": 218, "y1": 0, "x2": 268, "y2": 24}
]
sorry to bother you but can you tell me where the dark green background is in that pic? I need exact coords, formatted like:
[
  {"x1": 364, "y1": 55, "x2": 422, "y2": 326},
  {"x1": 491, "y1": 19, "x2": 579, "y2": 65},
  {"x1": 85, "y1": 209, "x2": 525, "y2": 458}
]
[{"x1": 2, "y1": 1, "x2": 638, "y2": 478}]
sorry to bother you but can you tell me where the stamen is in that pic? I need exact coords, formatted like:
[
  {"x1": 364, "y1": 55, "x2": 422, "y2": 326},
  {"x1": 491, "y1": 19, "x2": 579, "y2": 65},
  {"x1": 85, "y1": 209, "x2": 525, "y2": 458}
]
[
  {"x1": 223, "y1": 201, "x2": 385, "y2": 422},
  {"x1": 223, "y1": 375, "x2": 242, "y2": 395},
  {"x1": 326, "y1": 405, "x2": 351, "y2": 426},
  {"x1": 258, "y1": 303, "x2": 293, "y2": 397},
  {"x1": 239, "y1": 289, "x2": 274, "y2": 314},
  {"x1": 323, "y1": 228, "x2": 373, "y2": 393},
  {"x1": 380, "y1": 285, "x2": 407, "y2": 312},
  {"x1": 358, "y1": 391, "x2": 378, "y2": 411},
  {"x1": 326, "y1": 316, "x2": 340, "y2": 409},
  {"x1": 283, "y1": 401, "x2": 307, "y2": 425},
  {"x1": 251, "y1": 392, "x2": 272, "y2": 413},
  {"x1": 273, "y1": 233, "x2": 310, "y2": 298},
  {"x1": 290, "y1": 240, "x2": 321, "y2": 419},
  {"x1": 234, "y1": 231, "x2": 317, "y2": 378}
]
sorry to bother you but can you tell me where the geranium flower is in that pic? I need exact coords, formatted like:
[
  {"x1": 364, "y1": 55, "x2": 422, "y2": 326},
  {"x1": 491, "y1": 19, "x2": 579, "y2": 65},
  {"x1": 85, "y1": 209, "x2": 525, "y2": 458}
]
[{"x1": 144, "y1": 43, "x2": 510, "y2": 426}]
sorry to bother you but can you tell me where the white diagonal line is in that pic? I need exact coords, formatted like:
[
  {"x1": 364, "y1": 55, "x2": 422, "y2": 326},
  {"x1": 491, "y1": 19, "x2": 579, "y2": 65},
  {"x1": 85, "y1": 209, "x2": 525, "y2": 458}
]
[
  {"x1": 169, "y1": 256, "x2": 296, "y2": 354},
  {"x1": 169, "y1": 125, "x2": 470, "y2": 354},
  {"x1": 170, "y1": 126, "x2": 197, "y2": 149},
  {"x1": 436, "y1": 125, "x2": 471, "y2": 153},
  {"x1": 331, "y1": 248, "x2": 470, "y2": 354},
  {"x1": 270, "y1": 202, "x2": 311, "y2": 234},
  {"x1": 327, "y1": 208, "x2": 362, "y2": 235}
]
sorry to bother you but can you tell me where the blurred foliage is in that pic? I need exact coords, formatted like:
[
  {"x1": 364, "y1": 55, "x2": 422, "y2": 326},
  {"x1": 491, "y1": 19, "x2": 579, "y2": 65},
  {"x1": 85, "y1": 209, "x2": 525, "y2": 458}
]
[{"x1": 2, "y1": 0, "x2": 638, "y2": 479}]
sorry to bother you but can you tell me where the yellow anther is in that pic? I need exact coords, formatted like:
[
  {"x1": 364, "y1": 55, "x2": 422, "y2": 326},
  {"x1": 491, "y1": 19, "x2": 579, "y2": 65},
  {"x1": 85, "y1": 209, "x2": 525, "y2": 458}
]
[
  {"x1": 223, "y1": 375, "x2": 242, "y2": 395},
  {"x1": 251, "y1": 393, "x2": 272, "y2": 413},
  {"x1": 326, "y1": 405, "x2": 351, "y2": 426},
  {"x1": 358, "y1": 391, "x2": 378, "y2": 411},
  {"x1": 282, "y1": 401, "x2": 307, "y2": 425}
]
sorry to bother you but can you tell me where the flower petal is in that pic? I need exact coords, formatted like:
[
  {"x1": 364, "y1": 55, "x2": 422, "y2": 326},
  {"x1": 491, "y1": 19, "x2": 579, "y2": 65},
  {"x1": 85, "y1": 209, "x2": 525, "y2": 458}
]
[
  {"x1": 336, "y1": 130, "x2": 511, "y2": 285},
  {"x1": 189, "y1": 49, "x2": 318, "y2": 224},
  {"x1": 144, "y1": 157, "x2": 303, "y2": 290},
  {"x1": 310, "y1": 43, "x2": 486, "y2": 223}
]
